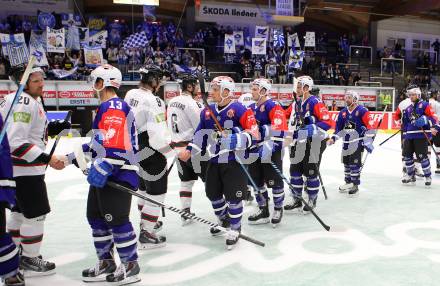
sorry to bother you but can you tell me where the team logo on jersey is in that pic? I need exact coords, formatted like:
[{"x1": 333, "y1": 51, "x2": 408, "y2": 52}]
[
  {"x1": 418, "y1": 103, "x2": 423, "y2": 109},
  {"x1": 236, "y1": 191, "x2": 242, "y2": 198},
  {"x1": 260, "y1": 105, "x2": 265, "y2": 112},
  {"x1": 105, "y1": 214, "x2": 113, "y2": 222},
  {"x1": 205, "y1": 110, "x2": 211, "y2": 120},
  {"x1": 355, "y1": 111, "x2": 359, "y2": 117},
  {"x1": 227, "y1": 109, "x2": 235, "y2": 118},
  {"x1": 306, "y1": 103, "x2": 310, "y2": 111},
  {"x1": 105, "y1": 128, "x2": 116, "y2": 140},
  {"x1": 342, "y1": 112, "x2": 346, "y2": 118}
]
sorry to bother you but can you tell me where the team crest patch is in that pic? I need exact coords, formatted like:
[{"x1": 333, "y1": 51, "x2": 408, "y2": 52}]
[
  {"x1": 342, "y1": 112, "x2": 346, "y2": 118},
  {"x1": 260, "y1": 105, "x2": 265, "y2": 112},
  {"x1": 236, "y1": 191, "x2": 242, "y2": 198},
  {"x1": 355, "y1": 111, "x2": 359, "y2": 117},
  {"x1": 306, "y1": 103, "x2": 310, "y2": 111},
  {"x1": 418, "y1": 103, "x2": 423, "y2": 109},
  {"x1": 205, "y1": 110, "x2": 211, "y2": 120},
  {"x1": 227, "y1": 109, "x2": 235, "y2": 118},
  {"x1": 217, "y1": 116, "x2": 222, "y2": 121}
]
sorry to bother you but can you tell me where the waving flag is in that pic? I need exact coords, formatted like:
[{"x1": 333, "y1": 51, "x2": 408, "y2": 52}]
[
  {"x1": 255, "y1": 26, "x2": 269, "y2": 39},
  {"x1": 233, "y1": 31, "x2": 244, "y2": 46},
  {"x1": 224, "y1": 34, "x2": 236, "y2": 54},
  {"x1": 288, "y1": 33, "x2": 301, "y2": 48},
  {"x1": 273, "y1": 29, "x2": 285, "y2": 48},
  {"x1": 123, "y1": 31, "x2": 148, "y2": 49},
  {"x1": 288, "y1": 48, "x2": 304, "y2": 69},
  {"x1": 252, "y1": 38, "x2": 267, "y2": 55}
]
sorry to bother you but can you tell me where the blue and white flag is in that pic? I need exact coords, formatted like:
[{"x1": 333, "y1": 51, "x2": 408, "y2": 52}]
[
  {"x1": 288, "y1": 48, "x2": 304, "y2": 69},
  {"x1": 123, "y1": 31, "x2": 148, "y2": 49},
  {"x1": 224, "y1": 34, "x2": 235, "y2": 54},
  {"x1": 7, "y1": 42, "x2": 29, "y2": 67},
  {"x1": 38, "y1": 12, "x2": 56, "y2": 30},
  {"x1": 233, "y1": 31, "x2": 244, "y2": 46},
  {"x1": 255, "y1": 26, "x2": 269, "y2": 39},
  {"x1": 66, "y1": 25, "x2": 80, "y2": 50},
  {"x1": 288, "y1": 33, "x2": 301, "y2": 48},
  {"x1": 304, "y1": 31, "x2": 315, "y2": 47},
  {"x1": 61, "y1": 13, "x2": 82, "y2": 27},
  {"x1": 79, "y1": 27, "x2": 89, "y2": 48},
  {"x1": 252, "y1": 38, "x2": 267, "y2": 55},
  {"x1": 273, "y1": 29, "x2": 285, "y2": 48},
  {"x1": 51, "y1": 66, "x2": 78, "y2": 79},
  {"x1": 30, "y1": 31, "x2": 48, "y2": 66},
  {"x1": 0, "y1": 33, "x2": 25, "y2": 57},
  {"x1": 89, "y1": 30, "x2": 107, "y2": 49}
]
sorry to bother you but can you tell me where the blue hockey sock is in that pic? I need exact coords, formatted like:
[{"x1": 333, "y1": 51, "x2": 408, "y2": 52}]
[
  {"x1": 254, "y1": 187, "x2": 268, "y2": 207},
  {"x1": 290, "y1": 171, "x2": 303, "y2": 198},
  {"x1": 350, "y1": 164, "x2": 361, "y2": 186},
  {"x1": 344, "y1": 164, "x2": 351, "y2": 183},
  {"x1": 211, "y1": 197, "x2": 227, "y2": 220},
  {"x1": 420, "y1": 157, "x2": 431, "y2": 177},
  {"x1": 306, "y1": 176, "x2": 320, "y2": 199},
  {"x1": 272, "y1": 188, "x2": 285, "y2": 209},
  {"x1": 0, "y1": 234, "x2": 19, "y2": 279},
  {"x1": 227, "y1": 200, "x2": 243, "y2": 231},
  {"x1": 403, "y1": 156, "x2": 415, "y2": 176},
  {"x1": 88, "y1": 218, "x2": 114, "y2": 260},
  {"x1": 112, "y1": 222, "x2": 138, "y2": 263}
]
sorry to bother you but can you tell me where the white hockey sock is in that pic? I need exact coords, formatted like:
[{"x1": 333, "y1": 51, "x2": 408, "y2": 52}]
[
  {"x1": 137, "y1": 190, "x2": 147, "y2": 212},
  {"x1": 141, "y1": 194, "x2": 165, "y2": 232},
  {"x1": 179, "y1": 181, "x2": 195, "y2": 210},
  {"x1": 7, "y1": 211, "x2": 24, "y2": 246},
  {"x1": 20, "y1": 216, "x2": 45, "y2": 258}
]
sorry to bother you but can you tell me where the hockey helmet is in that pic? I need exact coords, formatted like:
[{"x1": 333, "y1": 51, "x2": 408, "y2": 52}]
[
  {"x1": 251, "y1": 78, "x2": 271, "y2": 96},
  {"x1": 178, "y1": 73, "x2": 199, "y2": 92},
  {"x1": 89, "y1": 64, "x2": 122, "y2": 91},
  {"x1": 210, "y1": 76, "x2": 235, "y2": 100},
  {"x1": 297, "y1": 75, "x2": 314, "y2": 90},
  {"x1": 345, "y1": 90, "x2": 359, "y2": 103},
  {"x1": 139, "y1": 64, "x2": 164, "y2": 87},
  {"x1": 406, "y1": 84, "x2": 421, "y2": 98}
]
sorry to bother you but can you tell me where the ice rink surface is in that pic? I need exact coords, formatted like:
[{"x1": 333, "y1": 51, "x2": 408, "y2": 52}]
[{"x1": 12, "y1": 133, "x2": 440, "y2": 286}]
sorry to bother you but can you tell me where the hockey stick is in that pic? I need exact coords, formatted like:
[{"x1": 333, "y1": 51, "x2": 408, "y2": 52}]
[
  {"x1": 197, "y1": 73, "x2": 263, "y2": 199},
  {"x1": 379, "y1": 129, "x2": 401, "y2": 146},
  {"x1": 269, "y1": 161, "x2": 334, "y2": 232},
  {"x1": 0, "y1": 56, "x2": 36, "y2": 145},
  {"x1": 421, "y1": 128, "x2": 440, "y2": 163},
  {"x1": 360, "y1": 105, "x2": 388, "y2": 171},
  {"x1": 291, "y1": 92, "x2": 328, "y2": 200},
  {"x1": 73, "y1": 144, "x2": 265, "y2": 247},
  {"x1": 45, "y1": 111, "x2": 73, "y2": 170}
]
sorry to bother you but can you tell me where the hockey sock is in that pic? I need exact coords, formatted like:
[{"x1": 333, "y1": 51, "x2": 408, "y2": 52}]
[
  {"x1": 403, "y1": 156, "x2": 415, "y2": 176},
  {"x1": 420, "y1": 157, "x2": 431, "y2": 177},
  {"x1": 254, "y1": 187, "x2": 268, "y2": 207},
  {"x1": 140, "y1": 194, "x2": 165, "y2": 232},
  {"x1": 137, "y1": 190, "x2": 147, "y2": 212},
  {"x1": 112, "y1": 222, "x2": 138, "y2": 263},
  {"x1": 344, "y1": 164, "x2": 352, "y2": 183},
  {"x1": 211, "y1": 197, "x2": 227, "y2": 220},
  {"x1": 7, "y1": 211, "x2": 23, "y2": 246},
  {"x1": 179, "y1": 180, "x2": 195, "y2": 210},
  {"x1": 20, "y1": 216, "x2": 44, "y2": 258},
  {"x1": 88, "y1": 218, "x2": 113, "y2": 260},
  {"x1": 306, "y1": 176, "x2": 320, "y2": 199},
  {"x1": 350, "y1": 164, "x2": 361, "y2": 185},
  {"x1": 290, "y1": 171, "x2": 304, "y2": 198},
  {"x1": 227, "y1": 200, "x2": 243, "y2": 231},
  {"x1": 272, "y1": 188, "x2": 285, "y2": 209},
  {"x1": 0, "y1": 234, "x2": 20, "y2": 279}
]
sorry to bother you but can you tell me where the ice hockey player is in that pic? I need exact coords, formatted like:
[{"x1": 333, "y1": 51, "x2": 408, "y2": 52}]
[
  {"x1": 124, "y1": 64, "x2": 170, "y2": 249},
  {"x1": 178, "y1": 76, "x2": 259, "y2": 249},
  {"x1": 246, "y1": 78, "x2": 287, "y2": 227},
  {"x1": 166, "y1": 73, "x2": 205, "y2": 225},
  {"x1": 0, "y1": 115, "x2": 23, "y2": 286},
  {"x1": 2, "y1": 67, "x2": 65, "y2": 277},
  {"x1": 327, "y1": 90, "x2": 374, "y2": 197},
  {"x1": 428, "y1": 89, "x2": 440, "y2": 173},
  {"x1": 400, "y1": 85, "x2": 437, "y2": 186},
  {"x1": 284, "y1": 75, "x2": 332, "y2": 213},
  {"x1": 56, "y1": 64, "x2": 141, "y2": 285}
]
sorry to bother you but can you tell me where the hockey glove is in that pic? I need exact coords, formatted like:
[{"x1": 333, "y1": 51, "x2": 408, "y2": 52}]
[
  {"x1": 47, "y1": 120, "x2": 71, "y2": 137},
  {"x1": 414, "y1": 115, "x2": 429, "y2": 128},
  {"x1": 362, "y1": 140, "x2": 374, "y2": 154},
  {"x1": 87, "y1": 159, "x2": 113, "y2": 188},
  {"x1": 360, "y1": 126, "x2": 368, "y2": 137}
]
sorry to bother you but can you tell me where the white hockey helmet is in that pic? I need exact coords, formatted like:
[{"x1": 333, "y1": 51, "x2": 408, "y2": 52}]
[
  {"x1": 345, "y1": 90, "x2": 360, "y2": 103},
  {"x1": 210, "y1": 76, "x2": 235, "y2": 100},
  {"x1": 251, "y1": 78, "x2": 271, "y2": 96},
  {"x1": 406, "y1": 84, "x2": 421, "y2": 98},
  {"x1": 90, "y1": 64, "x2": 122, "y2": 91},
  {"x1": 297, "y1": 75, "x2": 314, "y2": 90}
]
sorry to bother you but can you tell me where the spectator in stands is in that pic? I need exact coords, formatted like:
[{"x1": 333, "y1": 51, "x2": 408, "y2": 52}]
[
  {"x1": 117, "y1": 49, "x2": 128, "y2": 74},
  {"x1": 278, "y1": 63, "x2": 287, "y2": 84},
  {"x1": 253, "y1": 55, "x2": 265, "y2": 79},
  {"x1": 106, "y1": 45, "x2": 118, "y2": 64},
  {"x1": 241, "y1": 58, "x2": 253, "y2": 80},
  {"x1": 266, "y1": 58, "x2": 278, "y2": 83},
  {"x1": 352, "y1": 72, "x2": 361, "y2": 85},
  {"x1": 326, "y1": 63, "x2": 334, "y2": 84},
  {"x1": 334, "y1": 64, "x2": 343, "y2": 85},
  {"x1": 331, "y1": 100, "x2": 337, "y2": 111},
  {"x1": 342, "y1": 64, "x2": 352, "y2": 86}
]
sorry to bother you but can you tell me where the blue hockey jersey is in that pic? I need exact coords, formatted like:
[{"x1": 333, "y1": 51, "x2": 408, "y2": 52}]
[
  {"x1": 0, "y1": 115, "x2": 16, "y2": 208},
  {"x1": 401, "y1": 100, "x2": 437, "y2": 140}
]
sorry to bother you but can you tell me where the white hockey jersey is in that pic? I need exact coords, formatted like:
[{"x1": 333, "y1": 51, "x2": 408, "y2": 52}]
[
  {"x1": 237, "y1": 93, "x2": 255, "y2": 108},
  {"x1": 429, "y1": 98, "x2": 440, "y2": 118},
  {"x1": 124, "y1": 88, "x2": 171, "y2": 152},
  {"x1": 166, "y1": 92, "x2": 204, "y2": 144},
  {"x1": 1, "y1": 92, "x2": 48, "y2": 176}
]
